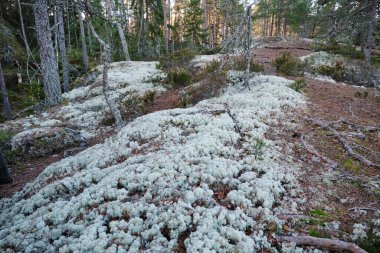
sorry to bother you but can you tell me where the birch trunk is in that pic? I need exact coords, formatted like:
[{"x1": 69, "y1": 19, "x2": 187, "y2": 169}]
[
  {"x1": 34, "y1": 0, "x2": 61, "y2": 105},
  {"x1": 89, "y1": 21, "x2": 123, "y2": 131},
  {"x1": 57, "y1": 0, "x2": 70, "y2": 92},
  {"x1": 0, "y1": 62, "x2": 12, "y2": 120},
  {"x1": 78, "y1": 9, "x2": 89, "y2": 70}
]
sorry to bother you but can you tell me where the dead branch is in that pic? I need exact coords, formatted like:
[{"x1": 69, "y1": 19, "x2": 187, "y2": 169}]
[
  {"x1": 277, "y1": 214, "x2": 311, "y2": 220},
  {"x1": 277, "y1": 236, "x2": 367, "y2": 253},
  {"x1": 349, "y1": 207, "x2": 380, "y2": 212},
  {"x1": 264, "y1": 46, "x2": 310, "y2": 50},
  {"x1": 306, "y1": 117, "x2": 380, "y2": 169},
  {"x1": 300, "y1": 134, "x2": 338, "y2": 170},
  {"x1": 329, "y1": 119, "x2": 380, "y2": 132}
]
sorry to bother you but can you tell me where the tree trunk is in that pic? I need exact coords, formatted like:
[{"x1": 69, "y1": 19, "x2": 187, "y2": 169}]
[
  {"x1": 0, "y1": 62, "x2": 12, "y2": 120},
  {"x1": 34, "y1": 0, "x2": 62, "y2": 106},
  {"x1": 0, "y1": 151, "x2": 12, "y2": 185},
  {"x1": 163, "y1": 0, "x2": 169, "y2": 52},
  {"x1": 363, "y1": 0, "x2": 378, "y2": 66},
  {"x1": 57, "y1": 0, "x2": 69, "y2": 93},
  {"x1": 78, "y1": 8, "x2": 89, "y2": 71},
  {"x1": 16, "y1": 0, "x2": 31, "y2": 54},
  {"x1": 89, "y1": 21, "x2": 123, "y2": 131},
  {"x1": 87, "y1": 22, "x2": 93, "y2": 55},
  {"x1": 245, "y1": 5, "x2": 253, "y2": 87},
  {"x1": 201, "y1": 0, "x2": 207, "y2": 38},
  {"x1": 116, "y1": 22, "x2": 131, "y2": 61}
]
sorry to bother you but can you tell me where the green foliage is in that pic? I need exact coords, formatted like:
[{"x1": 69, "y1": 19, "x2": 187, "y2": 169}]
[
  {"x1": 167, "y1": 68, "x2": 192, "y2": 88},
  {"x1": 0, "y1": 129, "x2": 16, "y2": 164},
  {"x1": 308, "y1": 229, "x2": 329, "y2": 238},
  {"x1": 289, "y1": 79, "x2": 308, "y2": 93},
  {"x1": 273, "y1": 51, "x2": 303, "y2": 76},
  {"x1": 158, "y1": 49, "x2": 197, "y2": 70},
  {"x1": 312, "y1": 42, "x2": 364, "y2": 60},
  {"x1": 230, "y1": 58, "x2": 264, "y2": 73},
  {"x1": 314, "y1": 61, "x2": 346, "y2": 81},
  {"x1": 184, "y1": 0, "x2": 206, "y2": 46},
  {"x1": 252, "y1": 138, "x2": 266, "y2": 159},
  {"x1": 141, "y1": 91, "x2": 155, "y2": 105},
  {"x1": 0, "y1": 21, "x2": 26, "y2": 64},
  {"x1": 344, "y1": 158, "x2": 360, "y2": 171},
  {"x1": 205, "y1": 60, "x2": 222, "y2": 74},
  {"x1": 310, "y1": 209, "x2": 328, "y2": 218}
]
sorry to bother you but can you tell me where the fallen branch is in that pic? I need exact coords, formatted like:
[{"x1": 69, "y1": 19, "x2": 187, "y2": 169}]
[
  {"x1": 300, "y1": 134, "x2": 338, "y2": 170},
  {"x1": 306, "y1": 117, "x2": 380, "y2": 169},
  {"x1": 277, "y1": 236, "x2": 367, "y2": 253},
  {"x1": 264, "y1": 46, "x2": 310, "y2": 50},
  {"x1": 277, "y1": 214, "x2": 311, "y2": 220},
  {"x1": 348, "y1": 207, "x2": 380, "y2": 212}
]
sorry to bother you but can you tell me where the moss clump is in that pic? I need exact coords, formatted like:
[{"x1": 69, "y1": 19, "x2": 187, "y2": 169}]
[
  {"x1": 289, "y1": 79, "x2": 308, "y2": 93},
  {"x1": 344, "y1": 158, "x2": 360, "y2": 171},
  {"x1": 167, "y1": 68, "x2": 192, "y2": 88},
  {"x1": 158, "y1": 49, "x2": 197, "y2": 71},
  {"x1": 273, "y1": 51, "x2": 303, "y2": 76}
]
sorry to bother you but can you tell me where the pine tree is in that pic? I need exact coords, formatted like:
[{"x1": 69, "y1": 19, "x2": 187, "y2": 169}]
[{"x1": 184, "y1": 0, "x2": 205, "y2": 47}]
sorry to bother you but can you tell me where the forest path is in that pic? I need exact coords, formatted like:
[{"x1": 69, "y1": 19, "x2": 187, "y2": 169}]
[{"x1": 254, "y1": 38, "x2": 380, "y2": 246}]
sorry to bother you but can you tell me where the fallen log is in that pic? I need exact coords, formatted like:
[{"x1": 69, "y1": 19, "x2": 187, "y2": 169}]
[{"x1": 277, "y1": 236, "x2": 367, "y2": 253}]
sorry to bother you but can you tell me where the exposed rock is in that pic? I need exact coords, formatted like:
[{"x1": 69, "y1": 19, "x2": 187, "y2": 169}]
[{"x1": 11, "y1": 127, "x2": 88, "y2": 157}]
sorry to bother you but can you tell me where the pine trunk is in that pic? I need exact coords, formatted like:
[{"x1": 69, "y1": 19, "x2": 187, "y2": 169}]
[
  {"x1": 0, "y1": 62, "x2": 12, "y2": 120},
  {"x1": 34, "y1": 0, "x2": 62, "y2": 105},
  {"x1": 57, "y1": 0, "x2": 69, "y2": 92},
  {"x1": 163, "y1": 0, "x2": 169, "y2": 51},
  {"x1": 363, "y1": 0, "x2": 378, "y2": 66}
]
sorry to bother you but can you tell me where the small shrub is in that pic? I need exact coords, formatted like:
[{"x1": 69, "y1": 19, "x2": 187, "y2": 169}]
[
  {"x1": 158, "y1": 49, "x2": 197, "y2": 70},
  {"x1": 273, "y1": 51, "x2": 303, "y2": 76},
  {"x1": 252, "y1": 138, "x2": 266, "y2": 159},
  {"x1": 167, "y1": 68, "x2": 192, "y2": 88},
  {"x1": 141, "y1": 91, "x2": 155, "y2": 105},
  {"x1": 205, "y1": 60, "x2": 222, "y2": 74},
  {"x1": 202, "y1": 46, "x2": 221, "y2": 55},
  {"x1": 314, "y1": 61, "x2": 346, "y2": 81},
  {"x1": 289, "y1": 79, "x2": 308, "y2": 93},
  {"x1": 230, "y1": 58, "x2": 264, "y2": 73},
  {"x1": 354, "y1": 91, "x2": 369, "y2": 99}
]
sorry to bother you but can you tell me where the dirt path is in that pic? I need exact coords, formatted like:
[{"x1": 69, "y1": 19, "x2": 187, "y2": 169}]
[{"x1": 254, "y1": 38, "x2": 380, "y2": 249}]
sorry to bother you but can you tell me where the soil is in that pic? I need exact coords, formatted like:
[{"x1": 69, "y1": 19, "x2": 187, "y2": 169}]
[{"x1": 255, "y1": 38, "x2": 380, "y2": 250}]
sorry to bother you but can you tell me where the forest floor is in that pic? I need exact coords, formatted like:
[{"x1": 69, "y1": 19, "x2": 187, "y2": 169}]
[
  {"x1": 255, "y1": 39, "x2": 380, "y2": 248},
  {"x1": 1, "y1": 38, "x2": 379, "y2": 250}
]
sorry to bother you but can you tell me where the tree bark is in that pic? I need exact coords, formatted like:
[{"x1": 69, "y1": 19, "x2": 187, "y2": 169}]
[
  {"x1": 34, "y1": 0, "x2": 62, "y2": 106},
  {"x1": 16, "y1": 0, "x2": 31, "y2": 54},
  {"x1": 0, "y1": 62, "x2": 12, "y2": 120},
  {"x1": 277, "y1": 236, "x2": 367, "y2": 253},
  {"x1": 78, "y1": 8, "x2": 89, "y2": 71},
  {"x1": 89, "y1": 21, "x2": 123, "y2": 131},
  {"x1": 0, "y1": 151, "x2": 12, "y2": 185},
  {"x1": 57, "y1": 0, "x2": 70, "y2": 93},
  {"x1": 116, "y1": 22, "x2": 131, "y2": 61},
  {"x1": 163, "y1": 0, "x2": 169, "y2": 52},
  {"x1": 363, "y1": 0, "x2": 378, "y2": 66}
]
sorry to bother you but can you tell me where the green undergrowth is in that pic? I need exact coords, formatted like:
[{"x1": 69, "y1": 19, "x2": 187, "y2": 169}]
[{"x1": 273, "y1": 51, "x2": 303, "y2": 76}]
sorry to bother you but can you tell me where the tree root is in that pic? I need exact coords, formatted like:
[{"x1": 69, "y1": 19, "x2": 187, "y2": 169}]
[
  {"x1": 277, "y1": 236, "x2": 367, "y2": 253},
  {"x1": 305, "y1": 117, "x2": 380, "y2": 169},
  {"x1": 300, "y1": 134, "x2": 338, "y2": 170}
]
